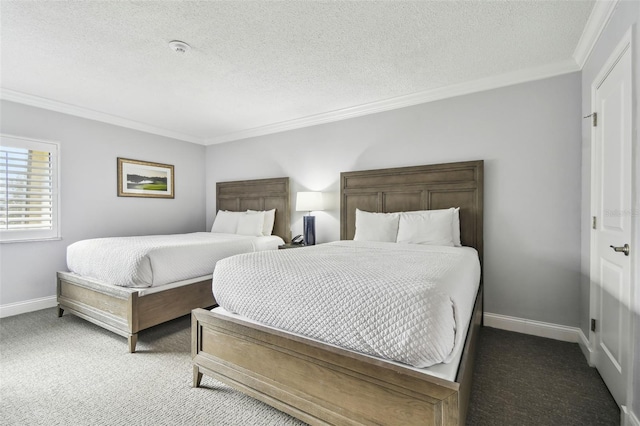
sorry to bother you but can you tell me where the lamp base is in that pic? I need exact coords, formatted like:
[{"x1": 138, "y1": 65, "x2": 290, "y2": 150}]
[{"x1": 303, "y1": 215, "x2": 316, "y2": 245}]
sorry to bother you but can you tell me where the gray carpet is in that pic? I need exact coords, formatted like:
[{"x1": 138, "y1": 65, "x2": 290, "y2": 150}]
[
  {"x1": 467, "y1": 327, "x2": 620, "y2": 426},
  {"x1": 0, "y1": 309, "x2": 619, "y2": 425},
  {"x1": 0, "y1": 309, "x2": 303, "y2": 426}
]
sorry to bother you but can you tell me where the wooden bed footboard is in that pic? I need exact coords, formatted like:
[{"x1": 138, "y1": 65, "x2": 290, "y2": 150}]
[
  {"x1": 191, "y1": 285, "x2": 482, "y2": 426},
  {"x1": 57, "y1": 271, "x2": 215, "y2": 352}
]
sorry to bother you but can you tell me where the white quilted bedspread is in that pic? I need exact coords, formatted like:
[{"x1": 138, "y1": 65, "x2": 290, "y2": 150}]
[
  {"x1": 213, "y1": 240, "x2": 480, "y2": 368},
  {"x1": 67, "y1": 232, "x2": 272, "y2": 288}
]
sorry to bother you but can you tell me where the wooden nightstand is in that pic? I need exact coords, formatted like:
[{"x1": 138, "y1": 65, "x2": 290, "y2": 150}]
[{"x1": 278, "y1": 243, "x2": 306, "y2": 249}]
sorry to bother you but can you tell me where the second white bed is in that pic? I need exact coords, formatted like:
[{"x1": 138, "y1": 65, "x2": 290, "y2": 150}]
[{"x1": 67, "y1": 232, "x2": 284, "y2": 288}]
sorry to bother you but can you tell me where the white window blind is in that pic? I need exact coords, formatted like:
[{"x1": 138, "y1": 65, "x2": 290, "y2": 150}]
[{"x1": 1, "y1": 135, "x2": 59, "y2": 242}]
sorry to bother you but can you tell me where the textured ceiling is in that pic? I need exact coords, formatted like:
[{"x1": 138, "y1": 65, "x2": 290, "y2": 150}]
[{"x1": 1, "y1": 1, "x2": 595, "y2": 145}]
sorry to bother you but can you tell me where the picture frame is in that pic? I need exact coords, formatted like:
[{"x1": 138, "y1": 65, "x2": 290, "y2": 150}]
[{"x1": 117, "y1": 158, "x2": 174, "y2": 199}]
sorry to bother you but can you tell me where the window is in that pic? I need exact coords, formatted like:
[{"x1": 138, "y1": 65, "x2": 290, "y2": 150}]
[{"x1": 1, "y1": 135, "x2": 60, "y2": 242}]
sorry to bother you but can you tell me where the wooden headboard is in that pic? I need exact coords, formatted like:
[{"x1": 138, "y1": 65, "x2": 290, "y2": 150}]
[
  {"x1": 340, "y1": 160, "x2": 483, "y2": 262},
  {"x1": 216, "y1": 177, "x2": 291, "y2": 243}
]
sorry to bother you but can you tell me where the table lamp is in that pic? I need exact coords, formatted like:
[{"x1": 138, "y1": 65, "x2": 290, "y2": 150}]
[{"x1": 295, "y1": 191, "x2": 324, "y2": 245}]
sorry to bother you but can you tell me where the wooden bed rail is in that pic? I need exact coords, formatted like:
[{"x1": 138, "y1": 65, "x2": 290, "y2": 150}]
[{"x1": 58, "y1": 271, "x2": 215, "y2": 352}]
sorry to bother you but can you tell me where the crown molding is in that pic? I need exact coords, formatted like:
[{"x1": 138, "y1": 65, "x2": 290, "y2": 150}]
[
  {"x1": 573, "y1": 0, "x2": 619, "y2": 69},
  {"x1": 0, "y1": 89, "x2": 207, "y2": 145},
  {"x1": 206, "y1": 59, "x2": 580, "y2": 145},
  {"x1": 2, "y1": 58, "x2": 580, "y2": 147}
]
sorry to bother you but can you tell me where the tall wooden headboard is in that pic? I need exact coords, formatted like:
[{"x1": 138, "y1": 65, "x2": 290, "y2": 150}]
[
  {"x1": 340, "y1": 160, "x2": 483, "y2": 262},
  {"x1": 216, "y1": 177, "x2": 291, "y2": 243}
]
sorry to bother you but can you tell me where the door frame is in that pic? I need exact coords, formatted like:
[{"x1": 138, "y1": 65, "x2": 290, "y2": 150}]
[{"x1": 588, "y1": 27, "x2": 636, "y2": 418}]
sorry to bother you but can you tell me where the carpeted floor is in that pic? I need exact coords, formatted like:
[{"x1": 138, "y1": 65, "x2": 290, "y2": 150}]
[
  {"x1": 0, "y1": 309, "x2": 619, "y2": 425},
  {"x1": 466, "y1": 327, "x2": 620, "y2": 425}
]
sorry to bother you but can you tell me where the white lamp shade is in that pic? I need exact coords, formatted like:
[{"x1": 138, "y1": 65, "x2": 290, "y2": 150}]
[{"x1": 296, "y1": 191, "x2": 324, "y2": 212}]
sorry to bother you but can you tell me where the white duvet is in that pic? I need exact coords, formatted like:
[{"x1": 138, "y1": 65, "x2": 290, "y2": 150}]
[
  {"x1": 67, "y1": 232, "x2": 283, "y2": 288},
  {"x1": 213, "y1": 240, "x2": 480, "y2": 368}
]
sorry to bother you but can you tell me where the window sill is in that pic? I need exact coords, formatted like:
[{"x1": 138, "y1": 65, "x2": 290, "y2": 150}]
[{"x1": 0, "y1": 236, "x2": 62, "y2": 244}]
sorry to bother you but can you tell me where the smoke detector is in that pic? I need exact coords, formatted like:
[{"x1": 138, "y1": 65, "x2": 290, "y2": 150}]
[{"x1": 168, "y1": 40, "x2": 191, "y2": 54}]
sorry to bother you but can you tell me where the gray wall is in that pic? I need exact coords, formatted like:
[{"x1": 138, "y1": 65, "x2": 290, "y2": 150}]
[
  {"x1": 579, "y1": 0, "x2": 639, "y2": 417},
  {"x1": 0, "y1": 100, "x2": 207, "y2": 305},
  {"x1": 206, "y1": 72, "x2": 583, "y2": 328}
]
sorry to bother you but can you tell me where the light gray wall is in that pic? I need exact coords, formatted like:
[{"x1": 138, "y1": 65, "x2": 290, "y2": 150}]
[
  {"x1": 206, "y1": 72, "x2": 583, "y2": 328},
  {"x1": 0, "y1": 100, "x2": 207, "y2": 305},
  {"x1": 579, "y1": 0, "x2": 639, "y2": 417}
]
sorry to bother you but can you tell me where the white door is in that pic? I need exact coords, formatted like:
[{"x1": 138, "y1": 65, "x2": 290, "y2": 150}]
[{"x1": 590, "y1": 38, "x2": 632, "y2": 407}]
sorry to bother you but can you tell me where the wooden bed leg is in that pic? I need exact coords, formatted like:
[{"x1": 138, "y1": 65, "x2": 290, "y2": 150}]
[
  {"x1": 128, "y1": 334, "x2": 138, "y2": 353},
  {"x1": 193, "y1": 366, "x2": 203, "y2": 388},
  {"x1": 57, "y1": 306, "x2": 64, "y2": 317}
]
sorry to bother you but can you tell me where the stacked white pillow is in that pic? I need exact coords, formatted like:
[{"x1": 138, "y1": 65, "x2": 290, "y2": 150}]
[
  {"x1": 353, "y1": 209, "x2": 400, "y2": 242},
  {"x1": 236, "y1": 211, "x2": 265, "y2": 236},
  {"x1": 210, "y1": 210, "x2": 243, "y2": 234},
  {"x1": 247, "y1": 209, "x2": 276, "y2": 236},
  {"x1": 353, "y1": 208, "x2": 461, "y2": 246},
  {"x1": 211, "y1": 209, "x2": 276, "y2": 237}
]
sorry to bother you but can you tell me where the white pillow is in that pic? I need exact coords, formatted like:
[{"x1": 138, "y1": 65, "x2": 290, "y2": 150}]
[
  {"x1": 211, "y1": 210, "x2": 244, "y2": 234},
  {"x1": 353, "y1": 209, "x2": 399, "y2": 242},
  {"x1": 452, "y1": 207, "x2": 461, "y2": 247},
  {"x1": 236, "y1": 211, "x2": 265, "y2": 236},
  {"x1": 399, "y1": 208, "x2": 461, "y2": 246},
  {"x1": 247, "y1": 209, "x2": 276, "y2": 236},
  {"x1": 396, "y1": 209, "x2": 455, "y2": 246}
]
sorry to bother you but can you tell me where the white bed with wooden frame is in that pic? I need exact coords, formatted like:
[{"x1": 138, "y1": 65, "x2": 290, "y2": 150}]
[
  {"x1": 192, "y1": 161, "x2": 483, "y2": 425},
  {"x1": 57, "y1": 177, "x2": 291, "y2": 353}
]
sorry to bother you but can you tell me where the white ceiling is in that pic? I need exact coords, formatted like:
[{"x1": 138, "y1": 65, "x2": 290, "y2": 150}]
[{"x1": 1, "y1": 1, "x2": 599, "y2": 145}]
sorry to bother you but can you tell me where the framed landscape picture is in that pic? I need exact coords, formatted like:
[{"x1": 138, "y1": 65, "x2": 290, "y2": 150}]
[{"x1": 117, "y1": 158, "x2": 174, "y2": 198}]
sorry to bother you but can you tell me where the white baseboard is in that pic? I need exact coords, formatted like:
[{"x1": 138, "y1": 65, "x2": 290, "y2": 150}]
[
  {"x1": 0, "y1": 296, "x2": 57, "y2": 318},
  {"x1": 577, "y1": 328, "x2": 595, "y2": 366},
  {"x1": 484, "y1": 312, "x2": 585, "y2": 343},
  {"x1": 484, "y1": 312, "x2": 597, "y2": 366},
  {"x1": 624, "y1": 406, "x2": 640, "y2": 426}
]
